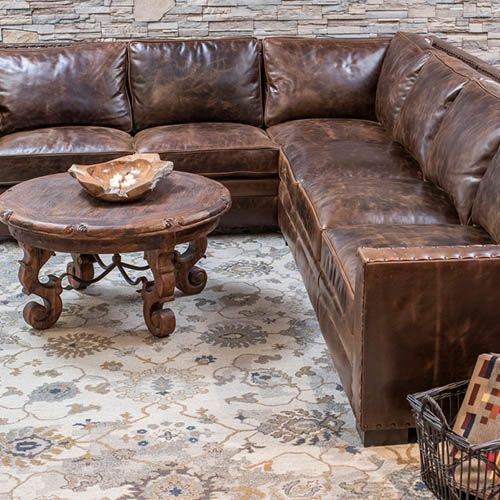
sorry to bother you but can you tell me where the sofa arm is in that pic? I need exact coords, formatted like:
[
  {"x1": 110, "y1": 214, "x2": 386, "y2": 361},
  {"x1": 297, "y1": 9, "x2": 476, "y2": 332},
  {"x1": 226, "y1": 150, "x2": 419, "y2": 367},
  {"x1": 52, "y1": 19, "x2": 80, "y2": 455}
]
[
  {"x1": 358, "y1": 244, "x2": 500, "y2": 263},
  {"x1": 352, "y1": 244, "x2": 500, "y2": 432}
]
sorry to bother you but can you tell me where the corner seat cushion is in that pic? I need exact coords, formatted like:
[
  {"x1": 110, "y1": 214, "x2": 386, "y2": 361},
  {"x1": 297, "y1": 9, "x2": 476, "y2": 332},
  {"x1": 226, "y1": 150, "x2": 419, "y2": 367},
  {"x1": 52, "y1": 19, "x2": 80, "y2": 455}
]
[
  {"x1": 134, "y1": 123, "x2": 279, "y2": 178},
  {"x1": 295, "y1": 177, "x2": 459, "y2": 258},
  {"x1": 321, "y1": 224, "x2": 494, "y2": 296},
  {"x1": 282, "y1": 142, "x2": 422, "y2": 186},
  {"x1": 0, "y1": 43, "x2": 132, "y2": 134},
  {"x1": 268, "y1": 119, "x2": 421, "y2": 184},
  {"x1": 268, "y1": 118, "x2": 392, "y2": 147},
  {"x1": 0, "y1": 126, "x2": 134, "y2": 184}
]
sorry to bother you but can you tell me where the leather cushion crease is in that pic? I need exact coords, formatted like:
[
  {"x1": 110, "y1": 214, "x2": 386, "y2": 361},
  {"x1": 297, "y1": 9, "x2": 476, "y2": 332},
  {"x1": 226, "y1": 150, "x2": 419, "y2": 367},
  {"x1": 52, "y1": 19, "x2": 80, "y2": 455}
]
[{"x1": 0, "y1": 33, "x2": 499, "y2": 446}]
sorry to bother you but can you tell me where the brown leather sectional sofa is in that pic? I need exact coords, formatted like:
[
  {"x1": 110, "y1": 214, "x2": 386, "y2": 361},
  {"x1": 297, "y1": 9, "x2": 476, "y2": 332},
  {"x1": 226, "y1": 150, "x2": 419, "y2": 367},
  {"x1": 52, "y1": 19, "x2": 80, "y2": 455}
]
[{"x1": 1, "y1": 33, "x2": 499, "y2": 446}]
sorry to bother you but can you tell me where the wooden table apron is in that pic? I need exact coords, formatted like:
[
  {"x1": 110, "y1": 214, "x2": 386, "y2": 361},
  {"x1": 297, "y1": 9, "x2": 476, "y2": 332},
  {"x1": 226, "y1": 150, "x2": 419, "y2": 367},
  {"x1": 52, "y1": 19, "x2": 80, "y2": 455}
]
[{"x1": 0, "y1": 172, "x2": 231, "y2": 338}]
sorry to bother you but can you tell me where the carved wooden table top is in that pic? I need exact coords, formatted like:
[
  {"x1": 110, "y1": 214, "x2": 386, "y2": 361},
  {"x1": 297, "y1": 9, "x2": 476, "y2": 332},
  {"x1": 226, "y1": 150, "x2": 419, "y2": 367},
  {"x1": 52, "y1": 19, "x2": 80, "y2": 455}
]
[
  {"x1": 0, "y1": 171, "x2": 231, "y2": 337},
  {"x1": 0, "y1": 171, "x2": 231, "y2": 253}
]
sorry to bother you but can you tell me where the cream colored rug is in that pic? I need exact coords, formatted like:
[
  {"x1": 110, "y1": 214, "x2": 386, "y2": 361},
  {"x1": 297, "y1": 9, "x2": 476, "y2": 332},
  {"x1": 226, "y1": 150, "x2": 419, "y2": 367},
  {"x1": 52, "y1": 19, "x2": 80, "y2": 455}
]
[{"x1": 0, "y1": 234, "x2": 431, "y2": 499}]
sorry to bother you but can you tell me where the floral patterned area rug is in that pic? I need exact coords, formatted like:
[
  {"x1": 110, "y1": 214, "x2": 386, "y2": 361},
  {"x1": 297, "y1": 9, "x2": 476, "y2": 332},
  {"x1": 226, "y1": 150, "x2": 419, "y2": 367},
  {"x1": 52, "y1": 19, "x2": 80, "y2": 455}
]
[{"x1": 0, "y1": 234, "x2": 431, "y2": 500}]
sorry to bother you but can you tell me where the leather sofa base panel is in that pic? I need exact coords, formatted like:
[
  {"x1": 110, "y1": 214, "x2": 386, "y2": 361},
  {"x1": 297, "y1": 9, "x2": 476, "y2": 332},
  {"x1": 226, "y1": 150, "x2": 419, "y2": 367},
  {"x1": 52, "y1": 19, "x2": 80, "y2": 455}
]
[
  {"x1": 278, "y1": 183, "x2": 355, "y2": 409},
  {"x1": 217, "y1": 177, "x2": 279, "y2": 230},
  {"x1": 219, "y1": 195, "x2": 277, "y2": 230}
]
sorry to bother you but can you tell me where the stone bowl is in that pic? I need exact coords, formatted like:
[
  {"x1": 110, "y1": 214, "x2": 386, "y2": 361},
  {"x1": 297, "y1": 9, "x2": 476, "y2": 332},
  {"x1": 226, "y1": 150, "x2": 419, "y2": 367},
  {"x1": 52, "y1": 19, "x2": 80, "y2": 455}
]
[{"x1": 68, "y1": 153, "x2": 174, "y2": 202}]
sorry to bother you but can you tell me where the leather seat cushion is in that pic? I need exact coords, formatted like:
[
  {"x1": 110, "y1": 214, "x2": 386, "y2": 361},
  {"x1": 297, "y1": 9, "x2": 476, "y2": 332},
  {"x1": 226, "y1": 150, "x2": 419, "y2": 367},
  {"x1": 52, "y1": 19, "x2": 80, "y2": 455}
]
[
  {"x1": 268, "y1": 118, "x2": 393, "y2": 148},
  {"x1": 269, "y1": 118, "x2": 421, "y2": 186},
  {"x1": 263, "y1": 37, "x2": 389, "y2": 126},
  {"x1": 295, "y1": 177, "x2": 459, "y2": 258},
  {"x1": 321, "y1": 224, "x2": 494, "y2": 294},
  {"x1": 0, "y1": 126, "x2": 134, "y2": 184},
  {"x1": 281, "y1": 141, "x2": 421, "y2": 186},
  {"x1": 134, "y1": 123, "x2": 280, "y2": 178},
  {"x1": 0, "y1": 43, "x2": 132, "y2": 134}
]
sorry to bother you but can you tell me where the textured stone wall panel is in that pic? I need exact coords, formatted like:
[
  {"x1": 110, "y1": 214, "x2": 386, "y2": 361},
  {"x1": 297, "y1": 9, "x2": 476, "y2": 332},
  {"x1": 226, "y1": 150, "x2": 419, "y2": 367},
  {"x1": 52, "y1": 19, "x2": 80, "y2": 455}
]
[{"x1": 0, "y1": 0, "x2": 498, "y2": 66}]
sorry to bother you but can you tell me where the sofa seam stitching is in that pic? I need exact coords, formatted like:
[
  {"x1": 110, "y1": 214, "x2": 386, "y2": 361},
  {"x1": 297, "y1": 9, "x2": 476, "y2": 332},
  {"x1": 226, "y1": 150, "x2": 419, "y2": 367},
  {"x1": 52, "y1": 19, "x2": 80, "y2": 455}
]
[{"x1": 139, "y1": 146, "x2": 280, "y2": 154}]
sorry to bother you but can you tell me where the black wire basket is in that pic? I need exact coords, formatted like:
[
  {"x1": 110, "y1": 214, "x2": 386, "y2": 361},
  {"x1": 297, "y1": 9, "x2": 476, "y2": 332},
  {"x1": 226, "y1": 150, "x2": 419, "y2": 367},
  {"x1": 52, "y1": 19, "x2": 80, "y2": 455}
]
[{"x1": 407, "y1": 380, "x2": 500, "y2": 499}]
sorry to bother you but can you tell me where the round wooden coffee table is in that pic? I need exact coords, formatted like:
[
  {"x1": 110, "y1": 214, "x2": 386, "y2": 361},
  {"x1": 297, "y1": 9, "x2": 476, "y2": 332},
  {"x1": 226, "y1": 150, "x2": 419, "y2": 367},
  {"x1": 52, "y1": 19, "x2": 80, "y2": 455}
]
[{"x1": 0, "y1": 171, "x2": 231, "y2": 337}]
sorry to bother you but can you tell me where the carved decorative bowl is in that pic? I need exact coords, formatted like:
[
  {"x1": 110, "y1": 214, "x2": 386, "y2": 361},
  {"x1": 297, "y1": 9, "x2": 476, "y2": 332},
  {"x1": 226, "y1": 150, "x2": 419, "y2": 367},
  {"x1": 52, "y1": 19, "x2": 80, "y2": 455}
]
[{"x1": 68, "y1": 153, "x2": 174, "y2": 202}]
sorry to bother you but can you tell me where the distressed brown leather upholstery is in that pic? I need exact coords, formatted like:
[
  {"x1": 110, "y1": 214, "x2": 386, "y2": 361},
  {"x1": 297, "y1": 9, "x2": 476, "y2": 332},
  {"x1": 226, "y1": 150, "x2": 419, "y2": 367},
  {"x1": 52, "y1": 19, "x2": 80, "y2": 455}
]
[
  {"x1": 318, "y1": 224, "x2": 493, "y2": 351},
  {"x1": 134, "y1": 122, "x2": 280, "y2": 229},
  {"x1": 279, "y1": 140, "x2": 422, "y2": 192},
  {"x1": 0, "y1": 43, "x2": 132, "y2": 134},
  {"x1": 128, "y1": 38, "x2": 263, "y2": 130},
  {"x1": 269, "y1": 118, "x2": 391, "y2": 146},
  {"x1": 134, "y1": 123, "x2": 279, "y2": 177},
  {"x1": 353, "y1": 244, "x2": 500, "y2": 431},
  {"x1": 0, "y1": 127, "x2": 134, "y2": 185},
  {"x1": 323, "y1": 224, "x2": 493, "y2": 295},
  {"x1": 393, "y1": 53, "x2": 478, "y2": 166},
  {"x1": 263, "y1": 37, "x2": 389, "y2": 126},
  {"x1": 268, "y1": 119, "x2": 421, "y2": 185},
  {"x1": 218, "y1": 178, "x2": 278, "y2": 230},
  {"x1": 0, "y1": 38, "x2": 275, "y2": 233},
  {"x1": 472, "y1": 149, "x2": 500, "y2": 242},
  {"x1": 375, "y1": 32, "x2": 432, "y2": 135},
  {"x1": 268, "y1": 33, "x2": 500, "y2": 445},
  {"x1": 126, "y1": 38, "x2": 274, "y2": 229},
  {"x1": 296, "y1": 178, "x2": 459, "y2": 257},
  {"x1": 425, "y1": 79, "x2": 500, "y2": 223},
  {"x1": 1, "y1": 34, "x2": 499, "y2": 447}
]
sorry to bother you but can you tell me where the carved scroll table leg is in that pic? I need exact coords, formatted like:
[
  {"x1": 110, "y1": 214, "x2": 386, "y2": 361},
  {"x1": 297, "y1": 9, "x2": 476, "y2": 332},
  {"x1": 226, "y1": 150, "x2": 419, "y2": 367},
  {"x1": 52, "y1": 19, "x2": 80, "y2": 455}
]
[
  {"x1": 66, "y1": 254, "x2": 95, "y2": 290},
  {"x1": 18, "y1": 244, "x2": 63, "y2": 330},
  {"x1": 174, "y1": 237, "x2": 208, "y2": 295},
  {"x1": 142, "y1": 249, "x2": 176, "y2": 338}
]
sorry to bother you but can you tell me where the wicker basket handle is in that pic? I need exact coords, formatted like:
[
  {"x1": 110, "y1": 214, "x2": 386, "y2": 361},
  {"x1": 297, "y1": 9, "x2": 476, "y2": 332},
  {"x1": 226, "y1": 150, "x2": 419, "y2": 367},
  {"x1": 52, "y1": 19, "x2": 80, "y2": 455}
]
[{"x1": 420, "y1": 394, "x2": 451, "y2": 431}]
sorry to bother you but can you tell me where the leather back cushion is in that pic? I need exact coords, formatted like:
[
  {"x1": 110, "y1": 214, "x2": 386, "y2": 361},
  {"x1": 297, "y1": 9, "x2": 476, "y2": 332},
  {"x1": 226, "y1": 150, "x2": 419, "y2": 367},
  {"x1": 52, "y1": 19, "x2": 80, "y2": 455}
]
[
  {"x1": 472, "y1": 149, "x2": 500, "y2": 242},
  {"x1": 375, "y1": 32, "x2": 432, "y2": 135},
  {"x1": 262, "y1": 37, "x2": 389, "y2": 127},
  {"x1": 426, "y1": 80, "x2": 500, "y2": 224},
  {"x1": 0, "y1": 43, "x2": 132, "y2": 134},
  {"x1": 128, "y1": 38, "x2": 263, "y2": 130},
  {"x1": 393, "y1": 53, "x2": 478, "y2": 166}
]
